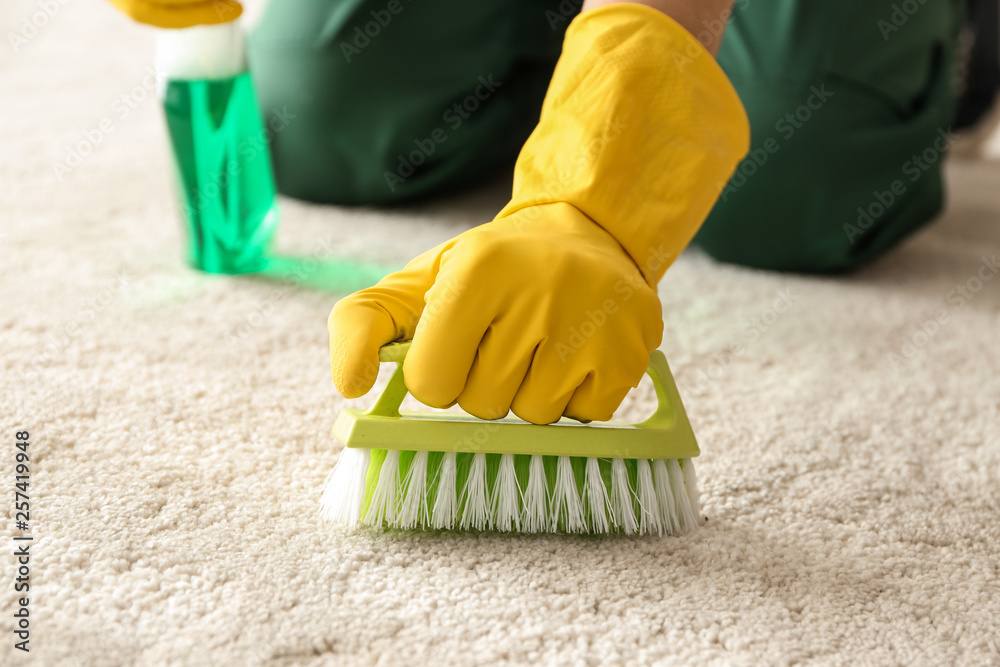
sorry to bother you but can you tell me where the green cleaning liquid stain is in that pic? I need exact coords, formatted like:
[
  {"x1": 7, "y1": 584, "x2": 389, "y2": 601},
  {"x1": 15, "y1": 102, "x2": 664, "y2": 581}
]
[{"x1": 161, "y1": 72, "x2": 278, "y2": 274}]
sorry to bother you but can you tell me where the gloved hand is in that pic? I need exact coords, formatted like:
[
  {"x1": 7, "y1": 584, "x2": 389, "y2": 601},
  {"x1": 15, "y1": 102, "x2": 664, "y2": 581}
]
[
  {"x1": 329, "y1": 3, "x2": 749, "y2": 424},
  {"x1": 330, "y1": 204, "x2": 662, "y2": 424},
  {"x1": 106, "y1": 0, "x2": 241, "y2": 29}
]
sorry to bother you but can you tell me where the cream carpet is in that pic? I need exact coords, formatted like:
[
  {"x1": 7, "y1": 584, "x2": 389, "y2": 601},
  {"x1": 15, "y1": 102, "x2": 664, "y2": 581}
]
[{"x1": 3, "y1": 2, "x2": 999, "y2": 665}]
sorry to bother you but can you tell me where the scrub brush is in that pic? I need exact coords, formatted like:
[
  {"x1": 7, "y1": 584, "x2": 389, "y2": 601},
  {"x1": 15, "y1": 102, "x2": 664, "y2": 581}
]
[{"x1": 321, "y1": 342, "x2": 701, "y2": 535}]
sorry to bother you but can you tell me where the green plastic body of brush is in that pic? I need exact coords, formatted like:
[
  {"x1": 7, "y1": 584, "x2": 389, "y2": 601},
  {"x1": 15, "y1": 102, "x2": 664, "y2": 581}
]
[
  {"x1": 334, "y1": 342, "x2": 698, "y2": 459},
  {"x1": 322, "y1": 342, "x2": 702, "y2": 535}
]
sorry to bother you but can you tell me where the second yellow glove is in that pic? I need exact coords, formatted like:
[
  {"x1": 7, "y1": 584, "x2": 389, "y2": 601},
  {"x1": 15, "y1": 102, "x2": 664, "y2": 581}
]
[{"x1": 106, "y1": 0, "x2": 241, "y2": 29}]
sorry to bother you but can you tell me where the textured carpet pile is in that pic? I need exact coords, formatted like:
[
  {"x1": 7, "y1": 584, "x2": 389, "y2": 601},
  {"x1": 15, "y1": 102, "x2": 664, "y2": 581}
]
[{"x1": 2, "y1": 2, "x2": 998, "y2": 665}]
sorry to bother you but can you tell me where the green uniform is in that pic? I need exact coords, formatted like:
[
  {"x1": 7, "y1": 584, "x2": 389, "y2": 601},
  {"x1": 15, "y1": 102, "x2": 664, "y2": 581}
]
[{"x1": 247, "y1": 0, "x2": 962, "y2": 272}]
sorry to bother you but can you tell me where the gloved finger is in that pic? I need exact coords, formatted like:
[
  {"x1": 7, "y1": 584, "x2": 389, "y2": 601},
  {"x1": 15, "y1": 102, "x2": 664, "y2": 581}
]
[
  {"x1": 456, "y1": 321, "x2": 538, "y2": 420},
  {"x1": 560, "y1": 317, "x2": 655, "y2": 421},
  {"x1": 563, "y1": 375, "x2": 631, "y2": 423},
  {"x1": 636, "y1": 287, "x2": 665, "y2": 352},
  {"x1": 328, "y1": 296, "x2": 401, "y2": 399},
  {"x1": 563, "y1": 361, "x2": 644, "y2": 423},
  {"x1": 107, "y1": 0, "x2": 241, "y2": 29},
  {"x1": 328, "y1": 248, "x2": 442, "y2": 398},
  {"x1": 404, "y1": 271, "x2": 495, "y2": 409},
  {"x1": 509, "y1": 343, "x2": 585, "y2": 425}
]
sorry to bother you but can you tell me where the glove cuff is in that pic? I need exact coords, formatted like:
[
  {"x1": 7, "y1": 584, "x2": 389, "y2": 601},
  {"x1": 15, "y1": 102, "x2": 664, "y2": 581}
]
[{"x1": 496, "y1": 3, "x2": 750, "y2": 284}]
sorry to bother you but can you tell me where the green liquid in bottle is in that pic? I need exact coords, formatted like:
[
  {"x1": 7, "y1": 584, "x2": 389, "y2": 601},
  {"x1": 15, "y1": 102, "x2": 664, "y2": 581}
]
[{"x1": 161, "y1": 72, "x2": 278, "y2": 274}]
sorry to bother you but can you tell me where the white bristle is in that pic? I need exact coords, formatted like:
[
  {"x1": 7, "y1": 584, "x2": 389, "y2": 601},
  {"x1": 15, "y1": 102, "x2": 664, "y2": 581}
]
[
  {"x1": 652, "y1": 458, "x2": 679, "y2": 535},
  {"x1": 460, "y1": 453, "x2": 491, "y2": 530},
  {"x1": 492, "y1": 454, "x2": 522, "y2": 532},
  {"x1": 320, "y1": 447, "x2": 370, "y2": 528},
  {"x1": 431, "y1": 452, "x2": 458, "y2": 530},
  {"x1": 583, "y1": 457, "x2": 611, "y2": 533},
  {"x1": 667, "y1": 459, "x2": 697, "y2": 532},
  {"x1": 522, "y1": 455, "x2": 549, "y2": 533},
  {"x1": 363, "y1": 450, "x2": 400, "y2": 527},
  {"x1": 322, "y1": 448, "x2": 701, "y2": 537},
  {"x1": 551, "y1": 456, "x2": 586, "y2": 533},
  {"x1": 610, "y1": 458, "x2": 637, "y2": 535},
  {"x1": 397, "y1": 451, "x2": 430, "y2": 529},
  {"x1": 681, "y1": 458, "x2": 701, "y2": 520},
  {"x1": 635, "y1": 459, "x2": 662, "y2": 536}
]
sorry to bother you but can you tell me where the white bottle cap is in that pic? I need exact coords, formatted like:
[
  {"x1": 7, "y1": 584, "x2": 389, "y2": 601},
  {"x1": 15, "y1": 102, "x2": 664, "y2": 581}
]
[{"x1": 156, "y1": 21, "x2": 246, "y2": 82}]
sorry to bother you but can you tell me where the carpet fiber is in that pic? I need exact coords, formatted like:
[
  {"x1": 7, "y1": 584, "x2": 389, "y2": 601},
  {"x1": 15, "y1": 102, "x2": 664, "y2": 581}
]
[{"x1": 2, "y1": 2, "x2": 999, "y2": 665}]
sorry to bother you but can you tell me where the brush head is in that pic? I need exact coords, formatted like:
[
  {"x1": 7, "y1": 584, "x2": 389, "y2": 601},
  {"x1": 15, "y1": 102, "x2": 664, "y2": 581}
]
[
  {"x1": 322, "y1": 342, "x2": 702, "y2": 534},
  {"x1": 321, "y1": 449, "x2": 701, "y2": 535}
]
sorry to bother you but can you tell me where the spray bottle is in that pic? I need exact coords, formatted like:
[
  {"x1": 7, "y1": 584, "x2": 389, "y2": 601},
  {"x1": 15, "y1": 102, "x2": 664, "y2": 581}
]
[{"x1": 156, "y1": 20, "x2": 278, "y2": 274}]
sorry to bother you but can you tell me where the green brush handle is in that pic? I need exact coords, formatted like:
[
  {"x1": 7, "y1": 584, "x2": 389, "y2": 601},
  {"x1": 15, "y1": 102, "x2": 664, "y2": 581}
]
[{"x1": 370, "y1": 341, "x2": 681, "y2": 430}]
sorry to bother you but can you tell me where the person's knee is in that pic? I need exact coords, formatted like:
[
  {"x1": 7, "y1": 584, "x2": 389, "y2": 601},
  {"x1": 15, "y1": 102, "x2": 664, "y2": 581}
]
[
  {"x1": 695, "y1": 84, "x2": 951, "y2": 273},
  {"x1": 246, "y1": 0, "x2": 563, "y2": 205},
  {"x1": 697, "y1": 173, "x2": 946, "y2": 274},
  {"x1": 700, "y1": 0, "x2": 960, "y2": 271}
]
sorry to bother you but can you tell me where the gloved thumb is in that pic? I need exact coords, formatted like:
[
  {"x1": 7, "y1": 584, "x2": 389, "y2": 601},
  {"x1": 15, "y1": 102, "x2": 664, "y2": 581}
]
[{"x1": 328, "y1": 245, "x2": 442, "y2": 398}]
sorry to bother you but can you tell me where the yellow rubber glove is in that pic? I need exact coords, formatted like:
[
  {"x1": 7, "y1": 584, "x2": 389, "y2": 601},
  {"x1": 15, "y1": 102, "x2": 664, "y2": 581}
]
[
  {"x1": 329, "y1": 4, "x2": 749, "y2": 424},
  {"x1": 331, "y1": 204, "x2": 662, "y2": 424},
  {"x1": 106, "y1": 0, "x2": 241, "y2": 29}
]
